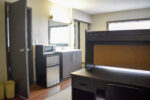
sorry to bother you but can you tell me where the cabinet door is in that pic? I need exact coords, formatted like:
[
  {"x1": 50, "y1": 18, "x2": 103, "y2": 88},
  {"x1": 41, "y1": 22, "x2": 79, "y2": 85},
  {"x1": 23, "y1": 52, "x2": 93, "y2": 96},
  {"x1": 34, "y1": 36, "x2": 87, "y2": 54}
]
[
  {"x1": 72, "y1": 51, "x2": 82, "y2": 71},
  {"x1": 61, "y1": 51, "x2": 82, "y2": 80},
  {"x1": 62, "y1": 52, "x2": 73, "y2": 79}
]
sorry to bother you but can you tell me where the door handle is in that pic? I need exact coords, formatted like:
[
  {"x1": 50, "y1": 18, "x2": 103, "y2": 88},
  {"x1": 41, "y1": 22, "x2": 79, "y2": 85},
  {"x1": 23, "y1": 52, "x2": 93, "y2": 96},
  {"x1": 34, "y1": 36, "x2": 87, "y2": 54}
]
[
  {"x1": 20, "y1": 48, "x2": 25, "y2": 52},
  {"x1": 19, "y1": 48, "x2": 29, "y2": 52},
  {"x1": 26, "y1": 48, "x2": 29, "y2": 51}
]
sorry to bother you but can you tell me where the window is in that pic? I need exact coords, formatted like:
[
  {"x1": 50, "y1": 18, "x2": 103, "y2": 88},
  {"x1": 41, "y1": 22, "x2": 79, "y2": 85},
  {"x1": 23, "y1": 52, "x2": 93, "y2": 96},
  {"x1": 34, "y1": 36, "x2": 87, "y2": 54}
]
[
  {"x1": 49, "y1": 26, "x2": 69, "y2": 46},
  {"x1": 108, "y1": 19, "x2": 150, "y2": 31}
]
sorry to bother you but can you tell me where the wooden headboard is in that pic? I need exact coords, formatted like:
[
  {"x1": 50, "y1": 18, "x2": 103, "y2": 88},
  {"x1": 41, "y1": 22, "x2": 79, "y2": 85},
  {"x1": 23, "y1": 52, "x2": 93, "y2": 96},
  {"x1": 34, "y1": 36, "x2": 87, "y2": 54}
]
[
  {"x1": 94, "y1": 45, "x2": 150, "y2": 70},
  {"x1": 86, "y1": 29, "x2": 150, "y2": 70}
]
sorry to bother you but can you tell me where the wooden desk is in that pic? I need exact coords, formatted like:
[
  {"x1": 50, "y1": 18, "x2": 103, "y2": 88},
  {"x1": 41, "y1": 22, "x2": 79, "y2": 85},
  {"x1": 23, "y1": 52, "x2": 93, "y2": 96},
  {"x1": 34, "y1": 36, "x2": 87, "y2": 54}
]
[{"x1": 71, "y1": 66, "x2": 150, "y2": 100}]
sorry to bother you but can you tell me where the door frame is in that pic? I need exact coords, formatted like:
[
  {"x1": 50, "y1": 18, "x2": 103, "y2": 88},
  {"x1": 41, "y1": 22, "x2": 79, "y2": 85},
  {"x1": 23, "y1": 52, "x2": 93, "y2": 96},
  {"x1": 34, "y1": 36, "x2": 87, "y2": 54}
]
[
  {"x1": 27, "y1": 7, "x2": 34, "y2": 85},
  {"x1": 5, "y1": 2, "x2": 11, "y2": 80},
  {"x1": 74, "y1": 19, "x2": 90, "y2": 49}
]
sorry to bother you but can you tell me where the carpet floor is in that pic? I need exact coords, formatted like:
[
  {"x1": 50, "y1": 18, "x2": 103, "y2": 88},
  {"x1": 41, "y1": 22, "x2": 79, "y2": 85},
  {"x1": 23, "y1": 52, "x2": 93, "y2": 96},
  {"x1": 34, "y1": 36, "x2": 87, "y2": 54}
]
[
  {"x1": 45, "y1": 86, "x2": 105, "y2": 100},
  {"x1": 45, "y1": 86, "x2": 71, "y2": 100}
]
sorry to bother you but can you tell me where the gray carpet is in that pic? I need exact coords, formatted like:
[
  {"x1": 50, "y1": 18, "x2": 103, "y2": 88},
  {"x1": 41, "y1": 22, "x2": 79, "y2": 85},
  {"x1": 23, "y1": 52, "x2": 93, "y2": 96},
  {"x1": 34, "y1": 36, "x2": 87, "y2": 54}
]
[
  {"x1": 45, "y1": 86, "x2": 105, "y2": 100},
  {"x1": 45, "y1": 86, "x2": 72, "y2": 100}
]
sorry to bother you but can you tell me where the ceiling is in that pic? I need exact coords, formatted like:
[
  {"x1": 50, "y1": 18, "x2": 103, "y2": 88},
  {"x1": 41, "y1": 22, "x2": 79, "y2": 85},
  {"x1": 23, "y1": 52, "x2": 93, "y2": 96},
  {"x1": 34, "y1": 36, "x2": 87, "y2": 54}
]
[{"x1": 50, "y1": 0, "x2": 150, "y2": 15}]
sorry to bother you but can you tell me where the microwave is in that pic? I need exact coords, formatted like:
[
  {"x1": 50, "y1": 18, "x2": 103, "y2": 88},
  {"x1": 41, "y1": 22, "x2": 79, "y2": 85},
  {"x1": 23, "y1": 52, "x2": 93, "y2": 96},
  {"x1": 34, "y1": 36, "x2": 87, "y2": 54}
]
[
  {"x1": 36, "y1": 45, "x2": 56, "y2": 55},
  {"x1": 43, "y1": 46, "x2": 56, "y2": 53}
]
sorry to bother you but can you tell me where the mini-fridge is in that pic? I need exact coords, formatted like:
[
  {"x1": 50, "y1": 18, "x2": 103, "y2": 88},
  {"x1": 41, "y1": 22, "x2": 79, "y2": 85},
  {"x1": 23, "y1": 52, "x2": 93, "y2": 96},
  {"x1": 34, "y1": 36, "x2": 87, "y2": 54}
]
[
  {"x1": 36, "y1": 45, "x2": 60, "y2": 88},
  {"x1": 46, "y1": 54, "x2": 60, "y2": 87}
]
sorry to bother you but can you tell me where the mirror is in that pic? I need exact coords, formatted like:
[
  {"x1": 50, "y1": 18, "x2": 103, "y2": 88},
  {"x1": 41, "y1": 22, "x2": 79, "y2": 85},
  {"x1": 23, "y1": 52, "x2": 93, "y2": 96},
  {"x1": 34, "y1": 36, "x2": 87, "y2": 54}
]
[
  {"x1": 49, "y1": 20, "x2": 68, "y2": 27},
  {"x1": 48, "y1": 20, "x2": 69, "y2": 47}
]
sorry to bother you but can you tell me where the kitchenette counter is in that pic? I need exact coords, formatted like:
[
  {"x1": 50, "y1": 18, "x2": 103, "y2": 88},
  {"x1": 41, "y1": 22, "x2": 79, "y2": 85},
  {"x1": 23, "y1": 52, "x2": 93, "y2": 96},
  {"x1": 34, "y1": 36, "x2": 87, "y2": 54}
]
[{"x1": 58, "y1": 49, "x2": 82, "y2": 80}]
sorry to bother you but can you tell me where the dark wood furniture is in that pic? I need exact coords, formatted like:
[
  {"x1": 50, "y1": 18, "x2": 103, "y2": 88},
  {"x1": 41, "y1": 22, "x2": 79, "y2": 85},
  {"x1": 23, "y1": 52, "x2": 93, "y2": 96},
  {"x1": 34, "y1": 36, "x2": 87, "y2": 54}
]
[
  {"x1": 85, "y1": 29, "x2": 150, "y2": 68},
  {"x1": 71, "y1": 66, "x2": 150, "y2": 100},
  {"x1": 72, "y1": 30, "x2": 150, "y2": 100},
  {"x1": 59, "y1": 50, "x2": 82, "y2": 80}
]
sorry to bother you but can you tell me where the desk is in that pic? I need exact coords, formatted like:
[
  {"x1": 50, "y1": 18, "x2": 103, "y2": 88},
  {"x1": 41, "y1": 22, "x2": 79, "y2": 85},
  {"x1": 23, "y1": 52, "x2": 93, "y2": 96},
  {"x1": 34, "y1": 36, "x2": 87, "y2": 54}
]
[{"x1": 71, "y1": 66, "x2": 150, "y2": 100}]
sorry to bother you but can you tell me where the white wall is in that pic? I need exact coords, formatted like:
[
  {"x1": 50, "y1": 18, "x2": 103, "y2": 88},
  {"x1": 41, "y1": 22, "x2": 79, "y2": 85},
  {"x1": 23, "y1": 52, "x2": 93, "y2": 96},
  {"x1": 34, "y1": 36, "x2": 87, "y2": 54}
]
[
  {"x1": 80, "y1": 22, "x2": 88, "y2": 63},
  {"x1": 50, "y1": 2, "x2": 72, "y2": 24},
  {"x1": 72, "y1": 9, "x2": 91, "y2": 23},
  {"x1": 27, "y1": 0, "x2": 51, "y2": 82},
  {"x1": 91, "y1": 8, "x2": 150, "y2": 31},
  {"x1": 27, "y1": 0, "x2": 74, "y2": 81},
  {"x1": 27, "y1": 0, "x2": 72, "y2": 45},
  {"x1": 27, "y1": 0, "x2": 50, "y2": 45},
  {"x1": 0, "y1": 1, "x2": 7, "y2": 82},
  {"x1": 49, "y1": 2, "x2": 74, "y2": 48}
]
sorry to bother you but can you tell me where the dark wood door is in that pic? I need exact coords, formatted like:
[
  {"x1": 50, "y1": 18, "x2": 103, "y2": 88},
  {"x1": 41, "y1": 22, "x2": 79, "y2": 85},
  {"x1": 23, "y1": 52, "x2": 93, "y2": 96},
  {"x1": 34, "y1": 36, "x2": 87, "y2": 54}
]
[{"x1": 9, "y1": 0, "x2": 30, "y2": 98}]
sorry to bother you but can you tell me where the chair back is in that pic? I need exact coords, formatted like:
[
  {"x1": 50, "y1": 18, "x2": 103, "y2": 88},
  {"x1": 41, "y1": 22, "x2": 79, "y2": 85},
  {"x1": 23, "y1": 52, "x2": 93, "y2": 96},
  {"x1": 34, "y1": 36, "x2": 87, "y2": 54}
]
[{"x1": 106, "y1": 84, "x2": 150, "y2": 100}]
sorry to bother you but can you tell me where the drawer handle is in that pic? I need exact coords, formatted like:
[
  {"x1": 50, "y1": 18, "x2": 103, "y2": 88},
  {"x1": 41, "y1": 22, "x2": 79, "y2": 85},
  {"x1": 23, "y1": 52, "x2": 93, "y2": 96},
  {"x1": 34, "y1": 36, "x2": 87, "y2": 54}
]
[{"x1": 79, "y1": 83, "x2": 87, "y2": 86}]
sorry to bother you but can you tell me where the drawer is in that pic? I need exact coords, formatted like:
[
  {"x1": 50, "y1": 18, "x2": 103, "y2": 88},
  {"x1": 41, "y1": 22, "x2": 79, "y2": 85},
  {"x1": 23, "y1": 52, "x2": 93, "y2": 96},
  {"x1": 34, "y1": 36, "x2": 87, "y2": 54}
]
[
  {"x1": 46, "y1": 55, "x2": 59, "y2": 66},
  {"x1": 47, "y1": 65, "x2": 60, "y2": 87},
  {"x1": 72, "y1": 76, "x2": 95, "y2": 93}
]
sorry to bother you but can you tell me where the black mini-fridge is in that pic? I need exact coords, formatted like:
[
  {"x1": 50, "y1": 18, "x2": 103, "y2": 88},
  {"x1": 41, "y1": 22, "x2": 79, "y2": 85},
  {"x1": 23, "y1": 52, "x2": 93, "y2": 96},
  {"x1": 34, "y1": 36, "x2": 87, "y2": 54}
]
[
  {"x1": 46, "y1": 54, "x2": 60, "y2": 87},
  {"x1": 36, "y1": 45, "x2": 60, "y2": 87}
]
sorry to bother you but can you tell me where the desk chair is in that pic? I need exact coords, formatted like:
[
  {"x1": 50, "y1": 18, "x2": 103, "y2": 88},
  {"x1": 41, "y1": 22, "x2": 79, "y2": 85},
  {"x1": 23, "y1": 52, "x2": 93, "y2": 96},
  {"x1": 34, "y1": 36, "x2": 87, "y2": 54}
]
[{"x1": 106, "y1": 84, "x2": 150, "y2": 100}]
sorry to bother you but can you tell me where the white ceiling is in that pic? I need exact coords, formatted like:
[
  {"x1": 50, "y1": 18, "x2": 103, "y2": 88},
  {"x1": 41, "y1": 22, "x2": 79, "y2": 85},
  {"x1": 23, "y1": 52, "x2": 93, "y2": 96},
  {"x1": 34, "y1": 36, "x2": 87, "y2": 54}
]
[{"x1": 50, "y1": 0, "x2": 150, "y2": 15}]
